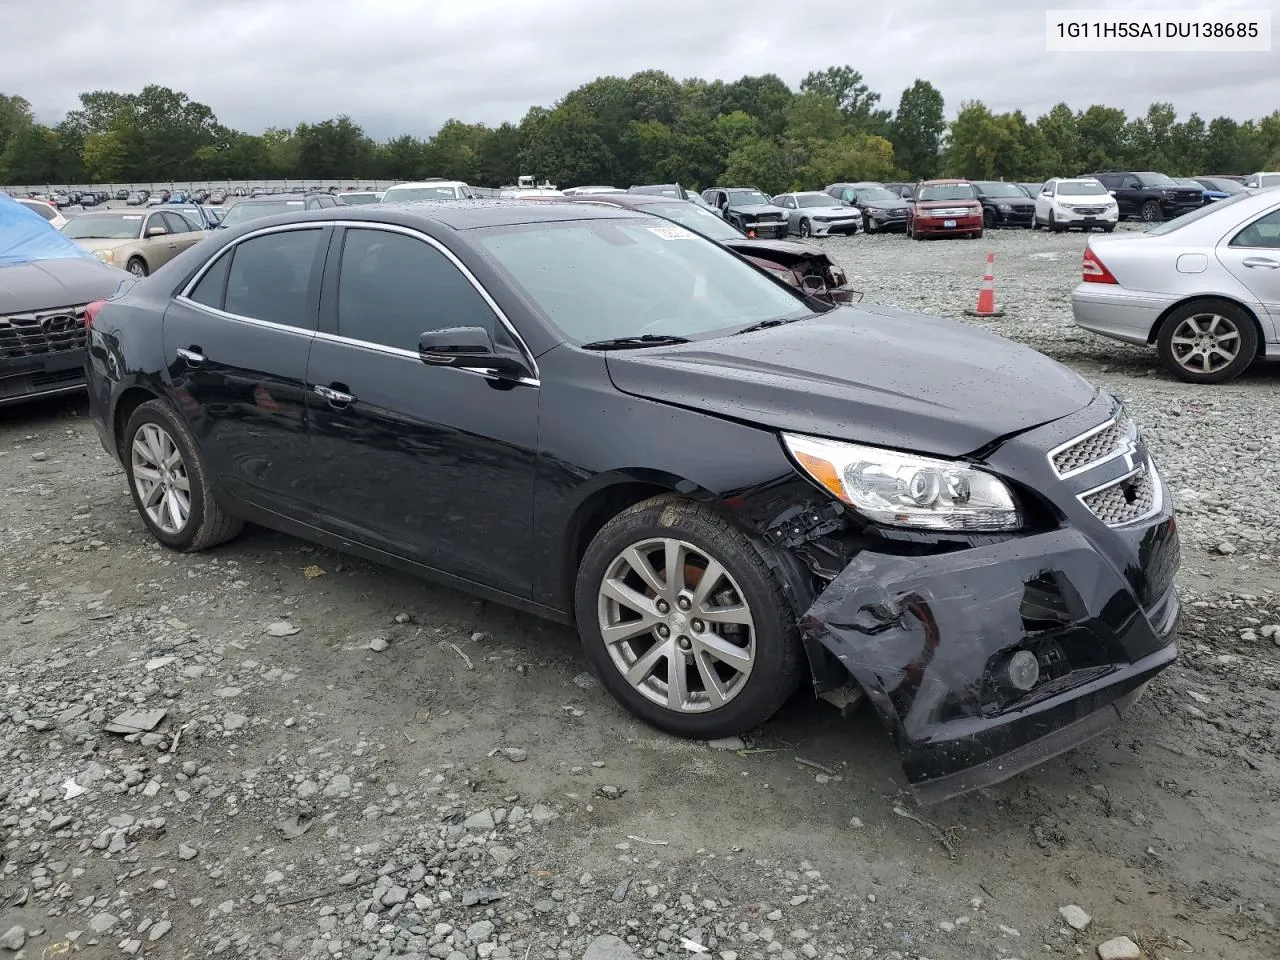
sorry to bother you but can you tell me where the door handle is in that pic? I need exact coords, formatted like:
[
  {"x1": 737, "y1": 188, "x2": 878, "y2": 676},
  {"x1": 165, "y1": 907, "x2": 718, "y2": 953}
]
[
  {"x1": 314, "y1": 384, "x2": 356, "y2": 406},
  {"x1": 1242, "y1": 257, "x2": 1280, "y2": 269},
  {"x1": 176, "y1": 347, "x2": 205, "y2": 365}
]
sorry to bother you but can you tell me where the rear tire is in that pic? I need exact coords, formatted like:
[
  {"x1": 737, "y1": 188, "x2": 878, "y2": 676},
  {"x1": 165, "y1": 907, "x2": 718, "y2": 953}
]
[
  {"x1": 1141, "y1": 200, "x2": 1163, "y2": 223},
  {"x1": 122, "y1": 400, "x2": 243, "y2": 551},
  {"x1": 1156, "y1": 299, "x2": 1257, "y2": 384},
  {"x1": 574, "y1": 495, "x2": 804, "y2": 739},
  {"x1": 799, "y1": 218, "x2": 811, "y2": 238}
]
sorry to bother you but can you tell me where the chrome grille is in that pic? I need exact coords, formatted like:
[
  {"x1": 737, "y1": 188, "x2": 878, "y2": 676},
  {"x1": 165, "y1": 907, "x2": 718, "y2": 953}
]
[
  {"x1": 1073, "y1": 206, "x2": 1106, "y2": 214},
  {"x1": 1049, "y1": 415, "x2": 1136, "y2": 477},
  {"x1": 1081, "y1": 465, "x2": 1158, "y2": 527},
  {"x1": 0, "y1": 305, "x2": 88, "y2": 360}
]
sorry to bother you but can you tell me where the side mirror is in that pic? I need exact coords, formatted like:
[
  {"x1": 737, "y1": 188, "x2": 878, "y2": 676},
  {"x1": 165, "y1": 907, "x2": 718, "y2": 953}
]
[
  {"x1": 146, "y1": 226, "x2": 167, "y2": 237},
  {"x1": 1109, "y1": 190, "x2": 1117, "y2": 196},
  {"x1": 418, "y1": 326, "x2": 529, "y2": 378}
]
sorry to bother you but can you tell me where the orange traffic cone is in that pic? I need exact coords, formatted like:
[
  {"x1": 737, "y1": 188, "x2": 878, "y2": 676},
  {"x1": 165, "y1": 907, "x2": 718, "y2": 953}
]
[{"x1": 965, "y1": 252, "x2": 1004, "y2": 317}]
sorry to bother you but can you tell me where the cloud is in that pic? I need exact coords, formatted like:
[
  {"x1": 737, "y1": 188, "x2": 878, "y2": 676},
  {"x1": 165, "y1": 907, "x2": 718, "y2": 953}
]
[{"x1": 2, "y1": 0, "x2": 1276, "y2": 138}]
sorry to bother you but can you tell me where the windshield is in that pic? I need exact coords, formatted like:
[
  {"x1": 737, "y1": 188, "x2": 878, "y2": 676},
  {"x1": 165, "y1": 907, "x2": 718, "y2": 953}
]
[
  {"x1": 1202, "y1": 179, "x2": 1246, "y2": 194},
  {"x1": 796, "y1": 194, "x2": 833, "y2": 208},
  {"x1": 19, "y1": 201, "x2": 56, "y2": 221},
  {"x1": 383, "y1": 185, "x2": 460, "y2": 202},
  {"x1": 727, "y1": 190, "x2": 770, "y2": 205},
  {"x1": 474, "y1": 219, "x2": 811, "y2": 344},
  {"x1": 852, "y1": 186, "x2": 896, "y2": 202},
  {"x1": 1145, "y1": 192, "x2": 1252, "y2": 235},
  {"x1": 1056, "y1": 181, "x2": 1107, "y2": 196},
  {"x1": 641, "y1": 201, "x2": 743, "y2": 241},
  {"x1": 61, "y1": 214, "x2": 143, "y2": 239},
  {"x1": 918, "y1": 183, "x2": 976, "y2": 201},
  {"x1": 974, "y1": 182, "x2": 1025, "y2": 198},
  {"x1": 218, "y1": 200, "x2": 306, "y2": 226},
  {"x1": 341, "y1": 193, "x2": 381, "y2": 204},
  {"x1": 1137, "y1": 172, "x2": 1177, "y2": 187}
]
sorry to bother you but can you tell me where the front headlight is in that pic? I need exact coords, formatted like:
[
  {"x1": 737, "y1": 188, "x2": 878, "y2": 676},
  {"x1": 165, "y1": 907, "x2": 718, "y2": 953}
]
[
  {"x1": 93, "y1": 248, "x2": 115, "y2": 263},
  {"x1": 782, "y1": 433, "x2": 1022, "y2": 531}
]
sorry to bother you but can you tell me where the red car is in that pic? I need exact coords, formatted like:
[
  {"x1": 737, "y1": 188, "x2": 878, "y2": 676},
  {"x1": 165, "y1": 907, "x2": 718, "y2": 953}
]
[{"x1": 908, "y1": 179, "x2": 984, "y2": 240}]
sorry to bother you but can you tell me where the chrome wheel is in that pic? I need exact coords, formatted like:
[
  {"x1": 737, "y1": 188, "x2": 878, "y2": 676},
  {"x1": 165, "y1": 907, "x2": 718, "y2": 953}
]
[
  {"x1": 131, "y1": 423, "x2": 191, "y2": 534},
  {"x1": 1169, "y1": 312, "x2": 1241, "y2": 374},
  {"x1": 128, "y1": 259, "x2": 147, "y2": 277},
  {"x1": 596, "y1": 537, "x2": 755, "y2": 714}
]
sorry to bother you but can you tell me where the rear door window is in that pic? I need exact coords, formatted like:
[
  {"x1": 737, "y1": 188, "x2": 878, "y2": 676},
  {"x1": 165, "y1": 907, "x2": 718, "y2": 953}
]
[{"x1": 223, "y1": 229, "x2": 323, "y2": 329}]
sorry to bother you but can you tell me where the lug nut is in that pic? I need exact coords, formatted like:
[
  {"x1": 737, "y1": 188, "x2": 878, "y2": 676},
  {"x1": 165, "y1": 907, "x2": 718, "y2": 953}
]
[
  {"x1": 656, "y1": 624, "x2": 670, "y2": 638},
  {"x1": 691, "y1": 619, "x2": 704, "y2": 633},
  {"x1": 655, "y1": 599, "x2": 669, "y2": 614},
  {"x1": 677, "y1": 636, "x2": 692, "y2": 650},
  {"x1": 677, "y1": 596, "x2": 692, "y2": 611}
]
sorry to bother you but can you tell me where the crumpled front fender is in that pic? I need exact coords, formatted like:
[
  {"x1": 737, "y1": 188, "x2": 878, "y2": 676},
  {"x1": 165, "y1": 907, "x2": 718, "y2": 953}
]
[{"x1": 799, "y1": 526, "x2": 1179, "y2": 803}]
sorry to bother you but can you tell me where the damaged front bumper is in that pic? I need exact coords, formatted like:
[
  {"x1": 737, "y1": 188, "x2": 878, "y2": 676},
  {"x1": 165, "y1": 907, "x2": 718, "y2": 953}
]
[{"x1": 787, "y1": 397, "x2": 1181, "y2": 804}]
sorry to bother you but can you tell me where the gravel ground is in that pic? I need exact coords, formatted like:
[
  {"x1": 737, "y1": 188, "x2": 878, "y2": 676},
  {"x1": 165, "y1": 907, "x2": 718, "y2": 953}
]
[{"x1": 2, "y1": 224, "x2": 1278, "y2": 960}]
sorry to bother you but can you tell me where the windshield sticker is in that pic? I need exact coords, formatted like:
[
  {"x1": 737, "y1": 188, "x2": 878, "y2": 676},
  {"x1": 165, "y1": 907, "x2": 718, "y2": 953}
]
[
  {"x1": 121, "y1": 215, "x2": 142, "y2": 219},
  {"x1": 648, "y1": 225, "x2": 697, "y2": 240}
]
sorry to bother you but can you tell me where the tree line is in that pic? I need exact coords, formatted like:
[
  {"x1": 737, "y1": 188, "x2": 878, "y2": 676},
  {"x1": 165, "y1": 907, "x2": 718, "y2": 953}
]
[{"x1": 3, "y1": 68, "x2": 1279, "y2": 194}]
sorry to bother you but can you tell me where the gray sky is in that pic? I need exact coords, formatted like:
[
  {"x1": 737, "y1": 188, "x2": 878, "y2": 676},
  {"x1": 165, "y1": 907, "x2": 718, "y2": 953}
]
[{"x1": 2, "y1": 0, "x2": 1276, "y2": 138}]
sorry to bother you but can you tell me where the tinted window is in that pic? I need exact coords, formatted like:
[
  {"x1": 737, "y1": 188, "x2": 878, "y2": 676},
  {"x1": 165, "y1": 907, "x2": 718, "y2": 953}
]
[
  {"x1": 20, "y1": 200, "x2": 56, "y2": 221},
  {"x1": 1230, "y1": 208, "x2": 1280, "y2": 248},
  {"x1": 223, "y1": 229, "x2": 322, "y2": 328},
  {"x1": 188, "y1": 250, "x2": 232, "y2": 309},
  {"x1": 337, "y1": 228, "x2": 497, "y2": 351},
  {"x1": 161, "y1": 213, "x2": 191, "y2": 234}
]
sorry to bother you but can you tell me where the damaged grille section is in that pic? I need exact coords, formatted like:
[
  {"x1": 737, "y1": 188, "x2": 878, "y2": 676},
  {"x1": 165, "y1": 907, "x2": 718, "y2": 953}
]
[
  {"x1": 1081, "y1": 465, "x2": 1157, "y2": 526},
  {"x1": 1049, "y1": 414, "x2": 1136, "y2": 477}
]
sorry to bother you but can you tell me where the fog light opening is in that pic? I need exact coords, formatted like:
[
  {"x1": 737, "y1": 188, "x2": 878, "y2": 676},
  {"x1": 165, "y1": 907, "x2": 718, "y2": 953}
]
[{"x1": 1007, "y1": 650, "x2": 1040, "y2": 691}]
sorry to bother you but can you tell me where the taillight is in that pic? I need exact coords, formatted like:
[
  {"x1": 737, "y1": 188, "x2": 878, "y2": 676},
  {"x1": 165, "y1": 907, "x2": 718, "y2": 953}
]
[
  {"x1": 84, "y1": 300, "x2": 106, "y2": 331},
  {"x1": 1081, "y1": 247, "x2": 1118, "y2": 284}
]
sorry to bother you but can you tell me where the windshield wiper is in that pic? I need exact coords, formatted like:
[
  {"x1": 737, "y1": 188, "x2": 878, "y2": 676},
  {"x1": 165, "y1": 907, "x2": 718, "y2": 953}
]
[
  {"x1": 580, "y1": 334, "x2": 692, "y2": 350},
  {"x1": 735, "y1": 316, "x2": 805, "y2": 335}
]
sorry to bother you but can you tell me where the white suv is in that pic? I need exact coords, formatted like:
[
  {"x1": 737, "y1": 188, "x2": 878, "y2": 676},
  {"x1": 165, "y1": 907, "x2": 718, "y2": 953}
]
[
  {"x1": 1243, "y1": 172, "x2": 1280, "y2": 191},
  {"x1": 1032, "y1": 178, "x2": 1119, "y2": 233},
  {"x1": 381, "y1": 180, "x2": 475, "y2": 203}
]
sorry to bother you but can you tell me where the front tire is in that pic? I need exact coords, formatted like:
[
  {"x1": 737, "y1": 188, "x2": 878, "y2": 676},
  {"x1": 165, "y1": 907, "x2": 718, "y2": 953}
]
[
  {"x1": 798, "y1": 218, "x2": 812, "y2": 238},
  {"x1": 1141, "y1": 200, "x2": 1162, "y2": 223},
  {"x1": 574, "y1": 495, "x2": 804, "y2": 739},
  {"x1": 983, "y1": 208, "x2": 996, "y2": 229},
  {"x1": 126, "y1": 257, "x2": 148, "y2": 277},
  {"x1": 1048, "y1": 211, "x2": 1064, "y2": 233},
  {"x1": 1156, "y1": 300, "x2": 1257, "y2": 384},
  {"x1": 123, "y1": 400, "x2": 243, "y2": 551},
  {"x1": 863, "y1": 215, "x2": 876, "y2": 233}
]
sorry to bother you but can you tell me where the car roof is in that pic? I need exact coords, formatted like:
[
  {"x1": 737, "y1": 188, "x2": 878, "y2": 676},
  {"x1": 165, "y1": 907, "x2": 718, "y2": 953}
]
[
  {"x1": 228, "y1": 199, "x2": 647, "y2": 233},
  {"x1": 919, "y1": 178, "x2": 969, "y2": 185},
  {"x1": 562, "y1": 194, "x2": 682, "y2": 210},
  {"x1": 384, "y1": 181, "x2": 468, "y2": 189}
]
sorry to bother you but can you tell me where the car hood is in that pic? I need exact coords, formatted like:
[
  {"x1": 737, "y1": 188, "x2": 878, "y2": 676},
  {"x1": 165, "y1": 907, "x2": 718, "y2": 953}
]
[
  {"x1": 70, "y1": 238, "x2": 138, "y2": 253},
  {"x1": 729, "y1": 203, "x2": 788, "y2": 217},
  {"x1": 0, "y1": 258, "x2": 129, "y2": 313},
  {"x1": 986, "y1": 196, "x2": 1034, "y2": 206},
  {"x1": 916, "y1": 198, "x2": 980, "y2": 210},
  {"x1": 860, "y1": 198, "x2": 909, "y2": 212},
  {"x1": 801, "y1": 204, "x2": 859, "y2": 217},
  {"x1": 721, "y1": 237, "x2": 831, "y2": 261},
  {"x1": 604, "y1": 305, "x2": 1097, "y2": 459}
]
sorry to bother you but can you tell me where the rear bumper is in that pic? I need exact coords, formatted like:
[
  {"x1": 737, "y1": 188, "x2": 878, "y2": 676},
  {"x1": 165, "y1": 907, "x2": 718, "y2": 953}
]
[
  {"x1": 0, "y1": 350, "x2": 87, "y2": 406},
  {"x1": 1071, "y1": 284, "x2": 1172, "y2": 345},
  {"x1": 799, "y1": 516, "x2": 1181, "y2": 803}
]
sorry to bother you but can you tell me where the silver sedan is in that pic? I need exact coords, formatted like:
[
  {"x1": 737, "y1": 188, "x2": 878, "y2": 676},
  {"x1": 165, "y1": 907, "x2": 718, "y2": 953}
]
[
  {"x1": 771, "y1": 192, "x2": 862, "y2": 238},
  {"x1": 1071, "y1": 190, "x2": 1280, "y2": 383}
]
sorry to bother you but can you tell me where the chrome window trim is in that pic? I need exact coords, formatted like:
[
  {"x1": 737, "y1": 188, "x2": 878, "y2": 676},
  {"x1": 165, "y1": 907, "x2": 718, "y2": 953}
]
[
  {"x1": 1076, "y1": 458, "x2": 1164, "y2": 528},
  {"x1": 175, "y1": 220, "x2": 540, "y2": 386}
]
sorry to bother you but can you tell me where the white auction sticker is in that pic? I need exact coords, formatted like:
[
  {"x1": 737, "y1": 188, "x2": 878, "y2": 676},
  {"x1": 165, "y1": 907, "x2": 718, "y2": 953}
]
[
  {"x1": 1045, "y1": 9, "x2": 1271, "y2": 51},
  {"x1": 648, "y1": 225, "x2": 697, "y2": 240}
]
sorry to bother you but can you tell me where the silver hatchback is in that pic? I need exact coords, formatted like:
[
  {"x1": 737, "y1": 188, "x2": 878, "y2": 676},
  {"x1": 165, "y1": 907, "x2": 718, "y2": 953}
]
[{"x1": 1071, "y1": 190, "x2": 1280, "y2": 383}]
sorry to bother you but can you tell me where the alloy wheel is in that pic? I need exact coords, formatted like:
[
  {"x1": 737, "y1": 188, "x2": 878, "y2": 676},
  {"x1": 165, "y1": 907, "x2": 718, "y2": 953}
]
[
  {"x1": 799, "y1": 219, "x2": 811, "y2": 238},
  {"x1": 128, "y1": 260, "x2": 147, "y2": 277},
  {"x1": 1169, "y1": 312, "x2": 1241, "y2": 375},
  {"x1": 131, "y1": 423, "x2": 192, "y2": 535},
  {"x1": 596, "y1": 537, "x2": 755, "y2": 714},
  {"x1": 1141, "y1": 201, "x2": 1161, "y2": 222}
]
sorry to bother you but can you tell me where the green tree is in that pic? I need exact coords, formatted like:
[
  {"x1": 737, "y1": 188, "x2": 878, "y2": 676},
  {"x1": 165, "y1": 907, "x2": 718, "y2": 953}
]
[
  {"x1": 1034, "y1": 102, "x2": 1080, "y2": 175},
  {"x1": 475, "y1": 122, "x2": 522, "y2": 186},
  {"x1": 377, "y1": 134, "x2": 429, "y2": 180},
  {"x1": 944, "y1": 100, "x2": 1011, "y2": 179},
  {"x1": 722, "y1": 136, "x2": 788, "y2": 193},
  {"x1": 518, "y1": 101, "x2": 614, "y2": 186},
  {"x1": 1075, "y1": 105, "x2": 1128, "y2": 172},
  {"x1": 799, "y1": 66, "x2": 889, "y2": 133},
  {"x1": 0, "y1": 123, "x2": 62, "y2": 183},
  {"x1": 784, "y1": 92, "x2": 848, "y2": 143},
  {"x1": 721, "y1": 74, "x2": 793, "y2": 137},
  {"x1": 798, "y1": 133, "x2": 897, "y2": 188},
  {"x1": 295, "y1": 116, "x2": 375, "y2": 178},
  {"x1": 892, "y1": 80, "x2": 945, "y2": 179},
  {"x1": 0, "y1": 93, "x2": 34, "y2": 156}
]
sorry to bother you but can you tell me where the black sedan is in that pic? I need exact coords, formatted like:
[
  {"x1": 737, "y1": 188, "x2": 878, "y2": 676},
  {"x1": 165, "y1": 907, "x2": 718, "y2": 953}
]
[
  {"x1": 84, "y1": 200, "x2": 1180, "y2": 803},
  {"x1": 972, "y1": 181, "x2": 1035, "y2": 227},
  {"x1": 560, "y1": 192, "x2": 854, "y2": 303}
]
